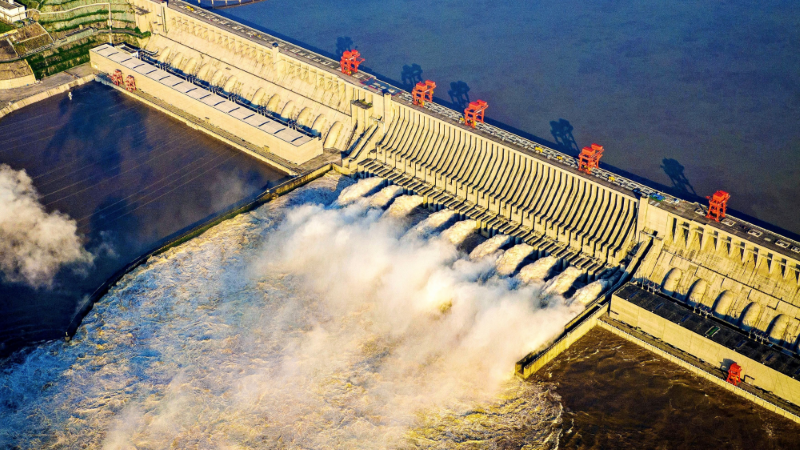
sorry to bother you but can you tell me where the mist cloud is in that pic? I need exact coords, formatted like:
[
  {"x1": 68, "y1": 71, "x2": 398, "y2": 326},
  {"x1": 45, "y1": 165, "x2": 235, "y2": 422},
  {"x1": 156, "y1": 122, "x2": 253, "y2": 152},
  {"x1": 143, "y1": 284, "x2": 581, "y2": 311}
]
[{"x1": 0, "y1": 164, "x2": 93, "y2": 287}]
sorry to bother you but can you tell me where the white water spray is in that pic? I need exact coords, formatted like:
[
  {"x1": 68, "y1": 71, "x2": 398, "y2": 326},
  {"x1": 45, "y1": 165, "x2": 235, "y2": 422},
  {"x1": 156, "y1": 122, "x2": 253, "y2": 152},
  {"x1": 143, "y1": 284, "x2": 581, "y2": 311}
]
[
  {"x1": 543, "y1": 266, "x2": 583, "y2": 296},
  {"x1": 0, "y1": 175, "x2": 574, "y2": 449},
  {"x1": 470, "y1": 234, "x2": 511, "y2": 261},
  {"x1": 369, "y1": 185, "x2": 404, "y2": 208},
  {"x1": 495, "y1": 244, "x2": 535, "y2": 276},
  {"x1": 518, "y1": 256, "x2": 559, "y2": 284},
  {"x1": 569, "y1": 279, "x2": 608, "y2": 306},
  {"x1": 336, "y1": 177, "x2": 383, "y2": 205},
  {"x1": 384, "y1": 194, "x2": 424, "y2": 218},
  {"x1": 440, "y1": 220, "x2": 477, "y2": 245},
  {"x1": 406, "y1": 209, "x2": 456, "y2": 239}
]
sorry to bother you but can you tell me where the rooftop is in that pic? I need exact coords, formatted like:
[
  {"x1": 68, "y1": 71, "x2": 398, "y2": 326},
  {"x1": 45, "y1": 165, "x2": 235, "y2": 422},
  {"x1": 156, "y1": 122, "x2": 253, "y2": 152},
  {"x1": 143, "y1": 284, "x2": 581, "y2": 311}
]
[
  {"x1": 93, "y1": 44, "x2": 313, "y2": 147},
  {"x1": 614, "y1": 282, "x2": 800, "y2": 381}
]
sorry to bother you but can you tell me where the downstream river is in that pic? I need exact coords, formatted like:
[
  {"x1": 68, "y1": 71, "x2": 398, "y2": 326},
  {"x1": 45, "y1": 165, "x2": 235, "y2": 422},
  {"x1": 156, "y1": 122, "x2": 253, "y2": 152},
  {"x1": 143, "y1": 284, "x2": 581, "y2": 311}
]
[
  {"x1": 0, "y1": 82, "x2": 288, "y2": 355},
  {"x1": 221, "y1": 0, "x2": 800, "y2": 237}
]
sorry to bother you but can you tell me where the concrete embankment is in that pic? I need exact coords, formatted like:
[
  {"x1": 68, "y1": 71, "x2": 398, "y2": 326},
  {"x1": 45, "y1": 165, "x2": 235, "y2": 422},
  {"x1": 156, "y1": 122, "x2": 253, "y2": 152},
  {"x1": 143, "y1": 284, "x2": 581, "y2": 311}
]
[{"x1": 0, "y1": 64, "x2": 97, "y2": 120}]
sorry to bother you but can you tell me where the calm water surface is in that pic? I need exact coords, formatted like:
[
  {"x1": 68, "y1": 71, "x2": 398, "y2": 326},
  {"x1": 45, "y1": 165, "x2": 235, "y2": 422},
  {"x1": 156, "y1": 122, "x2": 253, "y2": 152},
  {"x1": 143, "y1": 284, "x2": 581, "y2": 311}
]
[
  {"x1": 221, "y1": 0, "x2": 800, "y2": 236},
  {"x1": 0, "y1": 82, "x2": 289, "y2": 354}
]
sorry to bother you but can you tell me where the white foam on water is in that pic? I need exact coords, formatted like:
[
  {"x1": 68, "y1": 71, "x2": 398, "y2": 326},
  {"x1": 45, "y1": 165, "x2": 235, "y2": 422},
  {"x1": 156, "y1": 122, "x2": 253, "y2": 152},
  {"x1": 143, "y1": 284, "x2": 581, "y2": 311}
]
[
  {"x1": 543, "y1": 266, "x2": 583, "y2": 296},
  {"x1": 368, "y1": 185, "x2": 404, "y2": 208},
  {"x1": 0, "y1": 175, "x2": 574, "y2": 449},
  {"x1": 440, "y1": 220, "x2": 477, "y2": 245},
  {"x1": 470, "y1": 234, "x2": 511, "y2": 261},
  {"x1": 518, "y1": 256, "x2": 559, "y2": 284},
  {"x1": 495, "y1": 244, "x2": 535, "y2": 276},
  {"x1": 336, "y1": 177, "x2": 383, "y2": 205},
  {"x1": 405, "y1": 209, "x2": 456, "y2": 240},
  {"x1": 569, "y1": 279, "x2": 608, "y2": 306},
  {"x1": 383, "y1": 194, "x2": 424, "y2": 218}
]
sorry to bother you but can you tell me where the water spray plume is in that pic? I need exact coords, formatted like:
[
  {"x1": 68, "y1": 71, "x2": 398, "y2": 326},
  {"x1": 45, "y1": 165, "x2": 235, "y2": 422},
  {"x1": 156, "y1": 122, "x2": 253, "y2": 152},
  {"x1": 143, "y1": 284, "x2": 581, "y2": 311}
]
[
  {"x1": 470, "y1": 234, "x2": 511, "y2": 260},
  {"x1": 495, "y1": 244, "x2": 535, "y2": 276},
  {"x1": 518, "y1": 256, "x2": 559, "y2": 284},
  {"x1": 440, "y1": 220, "x2": 477, "y2": 245},
  {"x1": 368, "y1": 185, "x2": 404, "y2": 208},
  {"x1": 544, "y1": 266, "x2": 583, "y2": 296},
  {"x1": 0, "y1": 175, "x2": 576, "y2": 449}
]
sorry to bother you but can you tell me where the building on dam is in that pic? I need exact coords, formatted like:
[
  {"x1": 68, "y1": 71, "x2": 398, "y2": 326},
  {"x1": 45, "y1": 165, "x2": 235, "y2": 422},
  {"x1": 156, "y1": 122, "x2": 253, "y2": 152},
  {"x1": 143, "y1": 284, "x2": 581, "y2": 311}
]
[{"x1": 88, "y1": 0, "x2": 800, "y2": 422}]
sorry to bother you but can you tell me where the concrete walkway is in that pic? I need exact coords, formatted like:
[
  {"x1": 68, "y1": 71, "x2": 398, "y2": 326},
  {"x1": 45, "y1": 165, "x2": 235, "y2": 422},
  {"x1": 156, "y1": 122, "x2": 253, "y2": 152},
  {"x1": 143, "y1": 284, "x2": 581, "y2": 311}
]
[
  {"x1": 0, "y1": 63, "x2": 96, "y2": 120},
  {"x1": 0, "y1": 63, "x2": 96, "y2": 104}
]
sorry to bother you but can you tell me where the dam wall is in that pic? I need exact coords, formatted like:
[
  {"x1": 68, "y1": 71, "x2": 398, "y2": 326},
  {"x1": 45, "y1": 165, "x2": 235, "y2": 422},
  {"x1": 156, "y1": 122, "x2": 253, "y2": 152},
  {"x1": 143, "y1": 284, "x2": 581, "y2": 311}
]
[
  {"x1": 348, "y1": 99, "x2": 640, "y2": 269},
  {"x1": 83, "y1": 0, "x2": 800, "y2": 415}
]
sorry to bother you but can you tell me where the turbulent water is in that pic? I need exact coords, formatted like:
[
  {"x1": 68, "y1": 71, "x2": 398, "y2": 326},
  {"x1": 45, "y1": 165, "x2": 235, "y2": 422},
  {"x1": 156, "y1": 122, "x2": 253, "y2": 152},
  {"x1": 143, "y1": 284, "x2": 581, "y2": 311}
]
[{"x1": 0, "y1": 175, "x2": 591, "y2": 449}]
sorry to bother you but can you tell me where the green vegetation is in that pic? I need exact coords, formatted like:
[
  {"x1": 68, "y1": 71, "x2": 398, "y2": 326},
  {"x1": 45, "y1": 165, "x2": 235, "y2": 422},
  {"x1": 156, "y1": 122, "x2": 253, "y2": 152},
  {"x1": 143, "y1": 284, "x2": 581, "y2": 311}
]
[
  {"x1": 14, "y1": 0, "x2": 40, "y2": 9},
  {"x1": 39, "y1": 9, "x2": 111, "y2": 24},
  {"x1": 0, "y1": 22, "x2": 16, "y2": 34},
  {"x1": 25, "y1": 34, "x2": 138, "y2": 78}
]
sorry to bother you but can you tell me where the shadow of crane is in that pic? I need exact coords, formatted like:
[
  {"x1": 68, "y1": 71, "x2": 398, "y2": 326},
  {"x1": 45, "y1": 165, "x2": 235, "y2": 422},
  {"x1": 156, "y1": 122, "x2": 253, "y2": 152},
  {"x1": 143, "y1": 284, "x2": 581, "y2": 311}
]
[
  {"x1": 335, "y1": 36, "x2": 354, "y2": 58},
  {"x1": 448, "y1": 81, "x2": 471, "y2": 110},
  {"x1": 661, "y1": 158, "x2": 697, "y2": 196},
  {"x1": 550, "y1": 118, "x2": 579, "y2": 154},
  {"x1": 400, "y1": 63, "x2": 423, "y2": 89}
]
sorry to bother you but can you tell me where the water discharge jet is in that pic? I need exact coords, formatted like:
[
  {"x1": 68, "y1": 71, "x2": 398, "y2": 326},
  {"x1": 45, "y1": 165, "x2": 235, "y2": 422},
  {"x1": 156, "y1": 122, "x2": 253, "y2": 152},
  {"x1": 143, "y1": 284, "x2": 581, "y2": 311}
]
[
  {"x1": 336, "y1": 177, "x2": 384, "y2": 206},
  {"x1": 495, "y1": 244, "x2": 536, "y2": 277},
  {"x1": 368, "y1": 185, "x2": 404, "y2": 208},
  {"x1": 517, "y1": 256, "x2": 559, "y2": 284},
  {"x1": 405, "y1": 209, "x2": 457, "y2": 240},
  {"x1": 470, "y1": 234, "x2": 511, "y2": 261},
  {"x1": 440, "y1": 220, "x2": 477, "y2": 246},
  {"x1": 543, "y1": 267, "x2": 583, "y2": 297},
  {"x1": 383, "y1": 195, "x2": 424, "y2": 218}
]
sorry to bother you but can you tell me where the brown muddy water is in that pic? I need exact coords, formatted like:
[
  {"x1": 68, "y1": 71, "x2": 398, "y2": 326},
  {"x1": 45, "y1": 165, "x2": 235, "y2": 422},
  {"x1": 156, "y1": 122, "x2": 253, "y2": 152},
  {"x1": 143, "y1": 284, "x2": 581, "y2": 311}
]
[{"x1": 534, "y1": 327, "x2": 800, "y2": 449}]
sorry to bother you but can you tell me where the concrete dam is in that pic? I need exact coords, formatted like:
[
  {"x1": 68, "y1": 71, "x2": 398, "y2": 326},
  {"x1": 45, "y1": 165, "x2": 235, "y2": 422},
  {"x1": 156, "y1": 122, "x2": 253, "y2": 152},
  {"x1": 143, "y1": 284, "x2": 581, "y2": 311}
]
[{"x1": 89, "y1": 0, "x2": 800, "y2": 422}]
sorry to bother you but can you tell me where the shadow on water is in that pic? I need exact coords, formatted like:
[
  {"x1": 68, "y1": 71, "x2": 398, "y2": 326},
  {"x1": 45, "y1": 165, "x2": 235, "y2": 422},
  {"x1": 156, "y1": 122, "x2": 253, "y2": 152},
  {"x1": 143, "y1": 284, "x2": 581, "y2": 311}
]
[
  {"x1": 207, "y1": 14, "x2": 800, "y2": 242},
  {"x1": 400, "y1": 63, "x2": 423, "y2": 89},
  {"x1": 447, "y1": 81, "x2": 471, "y2": 110},
  {"x1": 335, "y1": 36, "x2": 354, "y2": 58},
  {"x1": 550, "y1": 118, "x2": 579, "y2": 154},
  {"x1": 661, "y1": 158, "x2": 696, "y2": 196}
]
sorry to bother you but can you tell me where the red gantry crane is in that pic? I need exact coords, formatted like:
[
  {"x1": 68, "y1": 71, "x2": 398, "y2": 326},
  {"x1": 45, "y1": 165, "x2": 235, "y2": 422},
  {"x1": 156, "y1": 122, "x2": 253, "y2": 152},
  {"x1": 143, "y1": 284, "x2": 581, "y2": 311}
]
[
  {"x1": 111, "y1": 69, "x2": 123, "y2": 86},
  {"x1": 464, "y1": 100, "x2": 487, "y2": 128},
  {"x1": 340, "y1": 50, "x2": 364, "y2": 76},
  {"x1": 125, "y1": 75, "x2": 137, "y2": 92},
  {"x1": 706, "y1": 190, "x2": 730, "y2": 222},
  {"x1": 578, "y1": 143, "x2": 604, "y2": 174},
  {"x1": 412, "y1": 80, "x2": 436, "y2": 106},
  {"x1": 727, "y1": 362, "x2": 742, "y2": 386}
]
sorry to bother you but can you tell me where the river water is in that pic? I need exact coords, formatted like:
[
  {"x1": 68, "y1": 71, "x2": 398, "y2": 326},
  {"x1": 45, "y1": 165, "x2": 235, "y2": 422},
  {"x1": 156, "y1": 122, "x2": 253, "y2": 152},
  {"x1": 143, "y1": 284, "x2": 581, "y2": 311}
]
[
  {"x1": 221, "y1": 0, "x2": 800, "y2": 238},
  {"x1": 536, "y1": 328, "x2": 800, "y2": 449},
  {"x1": 0, "y1": 82, "x2": 289, "y2": 355}
]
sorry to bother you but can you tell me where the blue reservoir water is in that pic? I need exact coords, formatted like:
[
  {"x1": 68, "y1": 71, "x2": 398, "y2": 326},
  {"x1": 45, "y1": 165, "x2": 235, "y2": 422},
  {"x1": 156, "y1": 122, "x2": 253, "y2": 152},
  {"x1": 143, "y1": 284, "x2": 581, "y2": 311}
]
[{"x1": 220, "y1": 0, "x2": 800, "y2": 236}]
